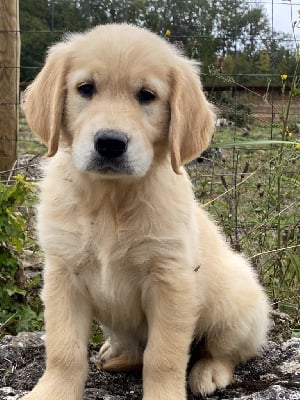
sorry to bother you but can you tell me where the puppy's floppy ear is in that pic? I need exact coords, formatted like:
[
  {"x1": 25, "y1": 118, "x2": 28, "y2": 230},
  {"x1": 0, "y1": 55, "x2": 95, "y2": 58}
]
[
  {"x1": 169, "y1": 61, "x2": 216, "y2": 173},
  {"x1": 23, "y1": 42, "x2": 69, "y2": 156}
]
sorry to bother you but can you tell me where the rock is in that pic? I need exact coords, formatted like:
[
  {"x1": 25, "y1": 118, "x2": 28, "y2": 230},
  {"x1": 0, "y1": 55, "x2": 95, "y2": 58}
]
[
  {"x1": 268, "y1": 310, "x2": 293, "y2": 342},
  {"x1": 0, "y1": 332, "x2": 299, "y2": 400}
]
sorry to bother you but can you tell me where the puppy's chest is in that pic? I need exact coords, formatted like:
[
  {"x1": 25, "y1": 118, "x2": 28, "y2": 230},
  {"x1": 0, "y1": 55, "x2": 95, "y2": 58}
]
[
  {"x1": 84, "y1": 254, "x2": 144, "y2": 333},
  {"x1": 73, "y1": 212, "x2": 148, "y2": 330}
]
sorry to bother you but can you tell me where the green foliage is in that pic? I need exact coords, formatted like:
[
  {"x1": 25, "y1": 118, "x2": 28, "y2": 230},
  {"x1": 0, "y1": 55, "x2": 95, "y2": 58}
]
[
  {"x1": 0, "y1": 176, "x2": 43, "y2": 336},
  {"x1": 189, "y1": 122, "x2": 300, "y2": 329},
  {"x1": 90, "y1": 322, "x2": 104, "y2": 345}
]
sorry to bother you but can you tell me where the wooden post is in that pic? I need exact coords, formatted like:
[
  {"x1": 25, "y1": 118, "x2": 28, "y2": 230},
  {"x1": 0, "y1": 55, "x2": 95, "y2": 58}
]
[{"x1": 0, "y1": 0, "x2": 20, "y2": 174}]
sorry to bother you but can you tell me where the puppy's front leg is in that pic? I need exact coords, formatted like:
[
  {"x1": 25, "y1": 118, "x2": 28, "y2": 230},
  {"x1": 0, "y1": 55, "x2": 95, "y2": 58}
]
[
  {"x1": 142, "y1": 267, "x2": 197, "y2": 400},
  {"x1": 21, "y1": 264, "x2": 92, "y2": 400}
]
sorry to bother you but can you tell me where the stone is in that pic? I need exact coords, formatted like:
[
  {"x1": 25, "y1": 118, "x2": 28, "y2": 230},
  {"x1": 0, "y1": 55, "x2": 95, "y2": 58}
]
[{"x1": 0, "y1": 332, "x2": 299, "y2": 400}]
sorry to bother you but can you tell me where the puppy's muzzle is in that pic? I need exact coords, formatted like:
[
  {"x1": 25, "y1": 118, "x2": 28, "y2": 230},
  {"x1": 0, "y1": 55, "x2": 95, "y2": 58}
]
[
  {"x1": 85, "y1": 129, "x2": 134, "y2": 175},
  {"x1": 94, "y1": 130, "x2": 128, "y2": 158}
]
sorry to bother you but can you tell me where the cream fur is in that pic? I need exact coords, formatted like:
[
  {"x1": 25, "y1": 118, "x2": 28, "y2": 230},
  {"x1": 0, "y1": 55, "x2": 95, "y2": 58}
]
[{"x1": 21, "y1": 24, "x2": 269, "y2": 400}]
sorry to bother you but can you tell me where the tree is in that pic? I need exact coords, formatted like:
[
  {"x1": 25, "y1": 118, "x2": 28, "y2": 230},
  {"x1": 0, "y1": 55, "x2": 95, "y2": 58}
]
[
  {"x1": 20, "y1": 0, "x2": 52, "y2": 83},
  {"x1": 19, "y1": 0, "x2": 290, "y2": 86},
  {"x1": 211, "y1": 0, "x2": 270, "y2": 56},
  {"x1": 240, "y1": 7, "x2": 270, "y2": 57}
]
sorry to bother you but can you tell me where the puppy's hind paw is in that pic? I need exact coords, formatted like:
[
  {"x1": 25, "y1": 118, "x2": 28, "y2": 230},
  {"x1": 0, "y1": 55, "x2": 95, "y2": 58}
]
[
  {"x1": 188, "y1": 358, "x2": 234, "y2": 396},
  {"x1": 95, "y1": 338, "x2": 142, "y2": 372},
  {"x1": 98, "y1": 338, "x2": 119, "y2": 362}
]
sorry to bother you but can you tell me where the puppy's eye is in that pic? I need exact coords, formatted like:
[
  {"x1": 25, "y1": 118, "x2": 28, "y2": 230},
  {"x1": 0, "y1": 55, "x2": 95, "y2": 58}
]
[
  {"x1": 77, "y1": 82, "x2": 96, "y2": 99},
  {"x1": 137, "y1": 88, "x2": 156, "y2": 104}
]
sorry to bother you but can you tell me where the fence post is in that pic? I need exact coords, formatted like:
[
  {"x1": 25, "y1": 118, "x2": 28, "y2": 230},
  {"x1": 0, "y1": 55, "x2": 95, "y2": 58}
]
[{"x1": 0, "y1": 0, "x2": 20, "y2": 174}]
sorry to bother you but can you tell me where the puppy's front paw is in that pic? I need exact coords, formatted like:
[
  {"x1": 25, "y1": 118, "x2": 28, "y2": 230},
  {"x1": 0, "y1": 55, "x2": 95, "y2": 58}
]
[
  {"x1": 20, "y1": 393, "x2": 50, "y2": 400},
  {"x1": 19, "y1": 373, "x2": 84, "y2": 400},
  {"x1": 20, "y1": 388, "x2": 75, "y2": 400},
  {"x1": 188, "y1": 358, "x2": 234, "y2": 396}
]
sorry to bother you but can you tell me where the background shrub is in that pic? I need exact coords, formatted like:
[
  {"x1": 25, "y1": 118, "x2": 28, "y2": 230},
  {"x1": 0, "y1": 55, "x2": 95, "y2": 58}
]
[{"x1": 0, "y1": 175, "x2": 43, "y2": 336}]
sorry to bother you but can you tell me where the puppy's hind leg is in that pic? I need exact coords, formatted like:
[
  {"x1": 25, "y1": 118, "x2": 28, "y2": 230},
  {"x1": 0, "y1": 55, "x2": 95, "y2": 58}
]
[
  {"x1": 189, "y1": 263, "x2": 269, "y2": 396},
  {"x1": 188, "y1": 312, "x2": 264, "y2": 398}
]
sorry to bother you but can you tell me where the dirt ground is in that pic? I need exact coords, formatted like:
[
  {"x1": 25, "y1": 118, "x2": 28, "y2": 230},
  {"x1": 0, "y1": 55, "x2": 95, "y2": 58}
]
[{"x1": 1, "y1": 331, "x2": 300, "y2": 400}]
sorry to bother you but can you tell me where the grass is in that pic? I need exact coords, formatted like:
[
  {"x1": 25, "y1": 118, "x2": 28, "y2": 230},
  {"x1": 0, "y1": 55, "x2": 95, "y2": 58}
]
[
  {"x1": 17, "y1": 115, "x2": 300, "y2": 333},
  {"x1": 19, "y1": 115, "x2": 46, "y2": 155}
]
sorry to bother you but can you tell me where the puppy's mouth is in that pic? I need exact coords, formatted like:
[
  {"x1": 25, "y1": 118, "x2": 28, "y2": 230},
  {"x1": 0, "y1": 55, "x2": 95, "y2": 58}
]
[{"x1": 86, "y1": 154, "x2": 134, "y2": 175}]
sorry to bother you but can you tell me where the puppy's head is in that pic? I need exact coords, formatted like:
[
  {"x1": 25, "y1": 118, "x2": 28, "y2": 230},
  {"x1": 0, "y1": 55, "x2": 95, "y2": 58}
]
[{"x1": 24, "y1": 24, "x2": 215, "y2": 177}]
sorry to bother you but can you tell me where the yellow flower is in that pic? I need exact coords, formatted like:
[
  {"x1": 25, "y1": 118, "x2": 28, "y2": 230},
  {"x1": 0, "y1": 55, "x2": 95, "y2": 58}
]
[
  {"x1": 296, "y1": 143, "x2": 300, "y2": 151},
  {"x1": 298, "y1": 9, "x2": 300, "y2": 16},
  {"x1": 281, "y1": 74, "x2": 288, "y2": 81},
  {"x1": 287, "y1": 132, "x2": 293, "y2": 138},
  {"x1": 165, "y1": 29, "x2": 171, "y2": 37}
]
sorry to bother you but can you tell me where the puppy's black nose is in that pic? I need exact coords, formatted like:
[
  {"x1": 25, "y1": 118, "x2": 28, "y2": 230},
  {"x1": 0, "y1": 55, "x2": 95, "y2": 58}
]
[{"x1": 94, "y1": 130, "x2": 128, "y2": 158}]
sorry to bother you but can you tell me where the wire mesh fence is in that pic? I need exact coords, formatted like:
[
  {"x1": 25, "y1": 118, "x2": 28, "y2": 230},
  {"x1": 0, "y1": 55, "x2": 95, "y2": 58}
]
[{"x1": 0, "y1": 0, "x2": 299, "y2": 325}]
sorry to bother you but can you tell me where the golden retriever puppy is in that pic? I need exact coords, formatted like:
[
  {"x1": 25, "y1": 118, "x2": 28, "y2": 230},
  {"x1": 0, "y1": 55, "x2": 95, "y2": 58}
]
[{"x1": 21, "y1": 24, "x2": 269, "y2": 400}]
